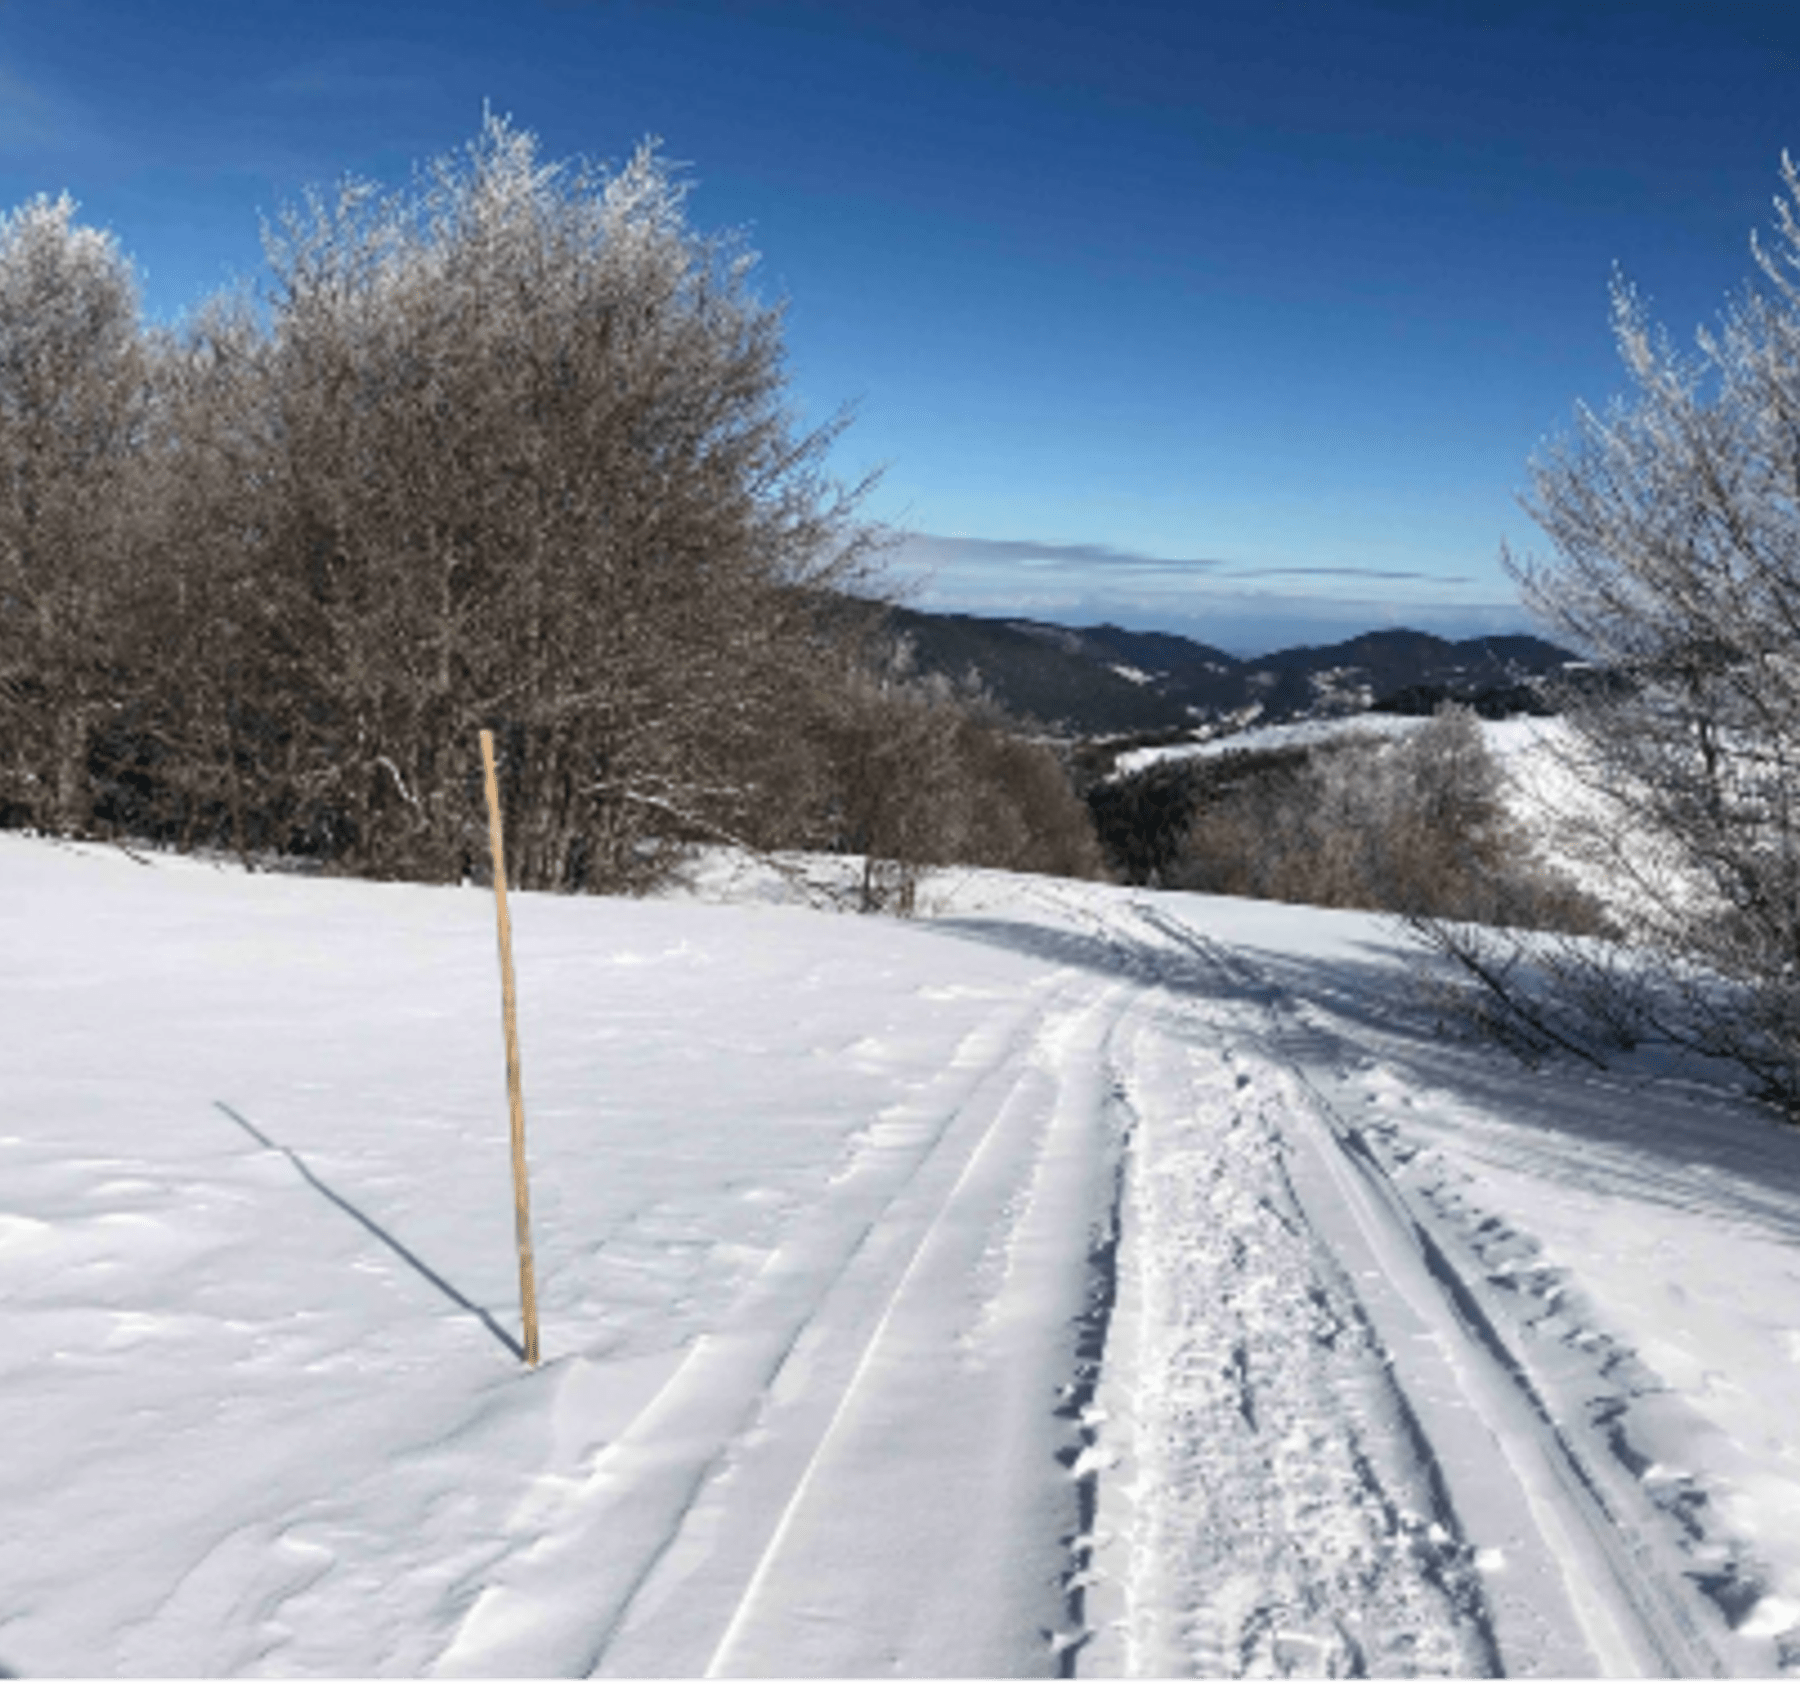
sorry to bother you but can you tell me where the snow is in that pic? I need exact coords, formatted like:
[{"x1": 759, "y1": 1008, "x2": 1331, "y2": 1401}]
[
  {"x1": 6, "y1": 831, "x2": 1800, "y2": 1675},
  {"x1": 1112, "y1": 710, "x2": 1426, "y2": 777},
  {"x1": 1481, "y1": 714, "x2": 1721, "y2": 925}
]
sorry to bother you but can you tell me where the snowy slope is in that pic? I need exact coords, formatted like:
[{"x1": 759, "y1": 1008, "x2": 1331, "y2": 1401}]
[
  {"x1": 4, "y1": 833, "x2": 1800, "y2": 1675},
  {"x1": 1111, "y1": 712, "x2": 1427, "y2": 777},
  {"x1": 1110, "y1": 712, "x2": 1650, "y2": 920}
]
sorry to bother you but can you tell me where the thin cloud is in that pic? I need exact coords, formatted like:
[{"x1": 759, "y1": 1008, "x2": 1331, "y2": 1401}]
[
  {"x1": 890, "y1": 533, "x2": 1474, "y2": 587},
  {"x1": 882, "y1": 529, "x2": 1528, "y2": 654},
  {"x1": 891, "y1": 532, "x2": 1230, "y2": 575},
  {"x1": 1221, "y1": 565, "x2": 1475, "y2": 583}
]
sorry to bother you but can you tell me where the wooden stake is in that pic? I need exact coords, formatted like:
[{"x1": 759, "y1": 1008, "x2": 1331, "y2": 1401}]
[{"x1": 480, "y1": 728, "x2": 541, "y2": 1367}]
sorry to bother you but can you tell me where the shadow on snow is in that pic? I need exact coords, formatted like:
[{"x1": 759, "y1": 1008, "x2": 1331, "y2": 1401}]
[{"x1": 214, "y1": 1100, "x2": 526, "y2": 1360}]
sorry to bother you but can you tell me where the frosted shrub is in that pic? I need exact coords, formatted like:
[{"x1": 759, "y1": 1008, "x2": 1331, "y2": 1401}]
[{"x1": 1167, "y1": 708, "x2": 1603, "y2": 929}]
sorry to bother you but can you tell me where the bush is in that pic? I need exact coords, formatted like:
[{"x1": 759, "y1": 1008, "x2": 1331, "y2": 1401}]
[
  {"x1": 810, "y1": 656, "x2": 1107, "y2": 911},
  {"x1": 1161, "y1": 709, "x2": 1605, "y2": 929},
  {"x1": 1085, "y1": 748, "x2": 1276, "y2": 886},
  {"x1": 1, "y1": 119, "x2": 883, "y2": 889}
]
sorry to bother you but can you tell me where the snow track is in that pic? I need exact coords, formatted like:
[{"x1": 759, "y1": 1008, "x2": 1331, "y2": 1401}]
[
  {"x1": 435, "y1": 969, "x2": 1134, "y2": 1677},
  {"x1": 1003, "y1": 901, "x2": 1501, "y2": 1677},
  {"x1": 429, "y1": 886, "x2": 1752, "y2": 1678},
  {"x1": 7, "y1": 837, "x2": 1786, "y2": 1677},
  {"x1": 1080, "y1": 900, "x2": 1737, "y2": 1677}
]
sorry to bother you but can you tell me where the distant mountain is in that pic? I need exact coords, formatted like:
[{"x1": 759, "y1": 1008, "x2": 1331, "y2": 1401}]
[{"x1": 875, "y1": 604, "x2": 1580, "y2": 738}]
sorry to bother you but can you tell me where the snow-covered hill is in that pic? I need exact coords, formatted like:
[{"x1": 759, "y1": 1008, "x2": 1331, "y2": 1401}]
[
  {"x1": 4, "y1": 833, "x2": 1799, "y2": 1675},
  {"x1": 1111, "y1": 709, "x2": 1432, "y2": 776},
  {"x1": 1110, "y1": 711, "x2": 1657, "y2": 923}
]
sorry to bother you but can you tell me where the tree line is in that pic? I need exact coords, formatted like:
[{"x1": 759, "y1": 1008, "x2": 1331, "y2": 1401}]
[{"x1": 0, "y1": 115, "x2": 1102, "y2": 901}]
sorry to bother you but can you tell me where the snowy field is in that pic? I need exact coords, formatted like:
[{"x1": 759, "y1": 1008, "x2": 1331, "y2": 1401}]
[
  {"x1": 6, "y1": 831, "x2": 1800, "y2": 1675},
  {"x1": 1111, "y1": 713, "x2": 1431, "y2": 778}
]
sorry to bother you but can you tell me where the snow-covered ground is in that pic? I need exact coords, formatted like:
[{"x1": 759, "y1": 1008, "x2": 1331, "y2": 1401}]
[
  {"x1": 1111, "y1": 712, "x2": 1428, "y2": 778},
  {"x1": 6, "y1": 831, "x2": 1800, "y2": 1675}
]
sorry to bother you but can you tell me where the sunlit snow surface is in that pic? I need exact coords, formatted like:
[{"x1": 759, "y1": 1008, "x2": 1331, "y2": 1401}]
[{"x1": 5, "y1": 832, "x2": 1800, "y2": 1675}]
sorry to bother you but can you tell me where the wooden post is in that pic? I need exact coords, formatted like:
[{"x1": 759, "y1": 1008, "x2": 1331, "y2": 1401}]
[{"x1": 480, "y1": 728, "x2": 541, "y2": 1367}]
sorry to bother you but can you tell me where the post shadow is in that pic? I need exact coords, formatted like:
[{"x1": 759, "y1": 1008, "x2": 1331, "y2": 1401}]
[{"x1": 214, "y1": 1101, "x2": 525, "y2": 1360}]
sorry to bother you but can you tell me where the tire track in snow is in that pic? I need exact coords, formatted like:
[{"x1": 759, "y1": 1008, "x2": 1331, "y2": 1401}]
[
  {"x1": 1114, "y1": 901, "x2": 1729, "y2": 1677},
  {"x1": 431, "y1": 966, "x2": 1130, "y2": 1677}
]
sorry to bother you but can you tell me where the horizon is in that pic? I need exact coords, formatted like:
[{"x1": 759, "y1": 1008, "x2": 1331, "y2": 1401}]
[
  {"x1": 3, "y1": 1, "x2": 1793, "y2": 650},
  {"x1": 876, "y1": 595, "x2": 1578, "y2": 665}
]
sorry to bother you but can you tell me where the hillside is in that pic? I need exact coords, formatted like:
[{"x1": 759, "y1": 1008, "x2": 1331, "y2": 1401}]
[{"x1": 878, "y1": 603, "x2": 1580, "y2": 737}]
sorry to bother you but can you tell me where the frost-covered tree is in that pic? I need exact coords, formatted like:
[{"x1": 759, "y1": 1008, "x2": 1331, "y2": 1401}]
[
  {"x1": 243, "y1": 112, "x2": 883, "y2": 887},
  {"x1": 0, "y1": 122, "x2": 1104, "y2": 904},
  {"x1": 1417, "y1": 155, "x2": 1800, "y2": 1112},
  {"x1": 0, "y1": 194, "x2": 150, "y2": 834},
  {"x1": 110, "y1": 294, "x2": 289, "y2": 858}
]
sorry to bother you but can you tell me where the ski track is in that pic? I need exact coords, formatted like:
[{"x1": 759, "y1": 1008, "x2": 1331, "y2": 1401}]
[
  {"x1": 430, "y1": 884, "x2": 1754, "y2": 1679},
  {"x1": 1081, "y1": 898, "x2": 1741, "y2": 1678},
  {"x1": 1018, "y1": 896, "x2": 1496, "y2": 1679},
  {"x1": 432, "y1": 964, "x2": 1133, "y2": 1677}
]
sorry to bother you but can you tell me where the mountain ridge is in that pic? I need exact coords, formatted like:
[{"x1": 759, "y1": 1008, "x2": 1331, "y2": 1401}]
[{"x1": 876, "y1": 603, "x2": 1579, "y2": 738}]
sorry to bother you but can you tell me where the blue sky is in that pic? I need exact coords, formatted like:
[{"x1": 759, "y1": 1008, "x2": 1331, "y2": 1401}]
[{"x1": 2, "y1": 0, "x2": 1796, "y2": 654}]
